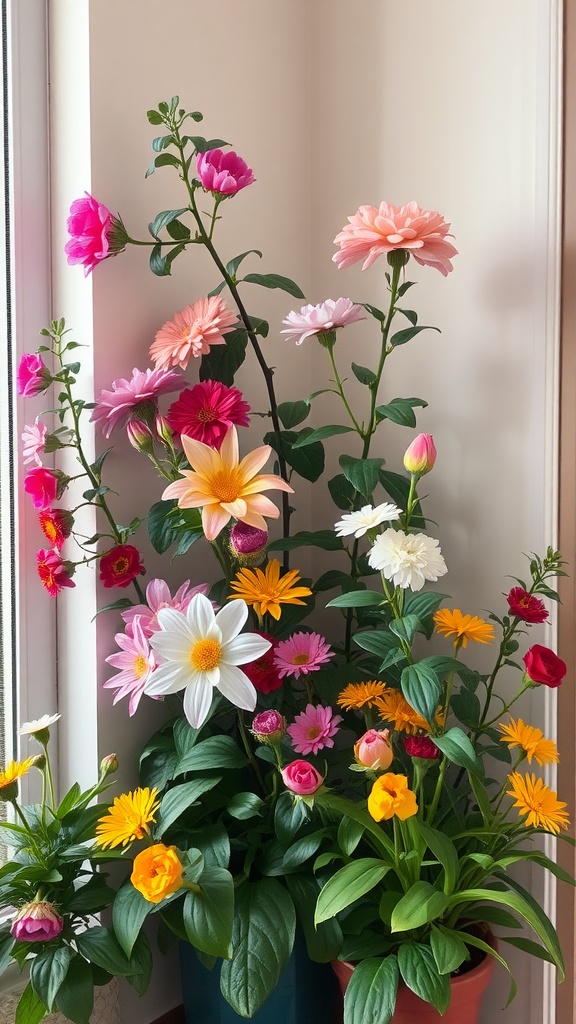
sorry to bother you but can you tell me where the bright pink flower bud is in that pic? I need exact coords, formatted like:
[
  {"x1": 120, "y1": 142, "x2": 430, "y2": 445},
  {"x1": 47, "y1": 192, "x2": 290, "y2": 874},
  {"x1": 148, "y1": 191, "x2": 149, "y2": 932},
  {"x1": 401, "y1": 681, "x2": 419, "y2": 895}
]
[
  {"x1": 229, "y1": 523, "x2": 268, "y2": 567},
  {"x1": 196, "y1": 149, "x2": 255, "y2": 196},
  {"x1": 354, "y1": 729, "x2": 393, "y2": 770},
  {"x1": 17, "y1": 353, "x2": 52, "y2": 397},
  {"x1": 65, "y1": 193, "x2": 123, "y2": 275},
  {"x1": 11, "y1": 901, "x2": 63, "y2": 942},
  {"x1": 403, "y1": 735, "x2": 440, "y2": 760},
  {"x1": 154, "y1": 413, "x2": 175, "y2": 447},
  {"x1": 251, "y1": 710, "x2": 286, "y2": 745},
  {"x1": 25, "y1": 468, "x2": 60, "y2": 509},
  {"x1": 281, "y1": 759, "x2": 324, "y2": 796},
  {"x1": 403, "y1": 433, "x2": 437, "y2": 476}
]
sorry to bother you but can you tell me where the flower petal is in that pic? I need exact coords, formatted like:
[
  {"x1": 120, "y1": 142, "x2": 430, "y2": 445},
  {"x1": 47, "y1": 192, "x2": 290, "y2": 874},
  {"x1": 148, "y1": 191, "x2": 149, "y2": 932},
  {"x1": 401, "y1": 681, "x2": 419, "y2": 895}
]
[
  {"x1": 202, "y1": 505, "x2": 232, "y2": 541},
  {"x1": 145, "y1": 663, "x2": 189, "y2": 695},
  {"x1": 216, "y1": 663, "x2": 257, "y2": 712},
  {"x1": 222, "y1": 632, "x2": 272, "y2": 666},
  {"x1": 214, "y1": 598, "x2": 248, "y2": 640},
  {"x1": 182, "y1": 677, "x2": 214, "y2": 729}
]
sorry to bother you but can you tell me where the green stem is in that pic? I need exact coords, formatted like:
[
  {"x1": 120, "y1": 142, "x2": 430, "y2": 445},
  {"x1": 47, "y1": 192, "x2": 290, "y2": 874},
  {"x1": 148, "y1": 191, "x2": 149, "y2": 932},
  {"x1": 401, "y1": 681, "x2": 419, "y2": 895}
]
[
  {"x1": 426, "y1": 756, "x2": 447, "y2": 824},
  {"x1": 11, "y1": 800, "x2": 44, "y2": 862},
  {"x1": 236, "y1": 712, "x2": 267, "y2": 796},
  {"x1": 41, "y1": 742, "x2": 56, "y2": 812},
  {"x1": 326, "y1": 345, "x2": 363, "y2": 435}
]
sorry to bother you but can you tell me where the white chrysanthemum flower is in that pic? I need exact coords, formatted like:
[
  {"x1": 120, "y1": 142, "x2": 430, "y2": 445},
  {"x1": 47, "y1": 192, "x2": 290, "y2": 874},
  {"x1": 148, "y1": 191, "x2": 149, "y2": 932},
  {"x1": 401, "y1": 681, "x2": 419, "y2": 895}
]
[
  {"x1": 368, "y1": 529, "x2": 447, "y2": 591},
  {"x1": 18, "y1": 714, "x2": 61, "y2": 737},
  {"x1": 145, "y1": 593, "x2": 271, "y2": 729},
  {"x1": 334, "y1": 502, "x2": 402, "y2": 539}
]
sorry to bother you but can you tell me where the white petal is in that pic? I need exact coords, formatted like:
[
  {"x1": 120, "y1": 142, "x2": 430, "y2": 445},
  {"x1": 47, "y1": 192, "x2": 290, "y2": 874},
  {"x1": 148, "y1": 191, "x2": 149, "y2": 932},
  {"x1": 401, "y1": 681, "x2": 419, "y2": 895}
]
[
  {"x1": 182, "y1": 677, "x2": 214, "y2": 729},
  {"x1": 216, "y1": 664, "x2": 257, "y2": 712},
  {"x1": 156, "y1": 607, "x2": 192, "y2": 638},
  {"x1": 222, "y1": 633, "x2": 272, "y2": 666},
  {"x1": 149, "y1": 631, "x2": 192, "y2": 662},
  {"x1": 214, "y1": 599, "x2": 248, "y2": 641},
  {"x1": 145, "y1": 663, "x2": 189, "y2": 695},
  {"x1": 186, "y1": 592, "x2": 217, "y2": 638}
]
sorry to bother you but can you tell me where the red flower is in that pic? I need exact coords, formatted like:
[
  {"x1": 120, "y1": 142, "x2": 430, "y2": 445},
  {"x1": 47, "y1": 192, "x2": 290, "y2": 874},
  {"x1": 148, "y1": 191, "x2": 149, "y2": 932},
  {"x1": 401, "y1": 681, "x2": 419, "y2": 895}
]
[
  {"x1": 24, "y1": 468, "x2": 60, "y2": 510},
  {"x1": 17, "y1": 353, "x2": 51, "y2": 397},
  {"x1": 99, "y1": 545, "x2": 145, "y2": 589},
  {"x1": 243, "y1": 632, "x2": 283, "y2": 694},
  {"x1": 523, "y1": 645, "x2": 566, "y2": 688},
  {"x1": 38, "y1": 509, "x2": 74, "y2": 550},
  {"x1": 36, "y1": 549, "x2": 75, "y2": 597},
  {"x1": 167, "y1": 380, "x2": 250, "y2": 450},
  {"x1": 507, "y1": 587, "x2": 548, "y2": 624},
  {"x1": 403, "y1": 735, "x2": 440, "y2": 760}
]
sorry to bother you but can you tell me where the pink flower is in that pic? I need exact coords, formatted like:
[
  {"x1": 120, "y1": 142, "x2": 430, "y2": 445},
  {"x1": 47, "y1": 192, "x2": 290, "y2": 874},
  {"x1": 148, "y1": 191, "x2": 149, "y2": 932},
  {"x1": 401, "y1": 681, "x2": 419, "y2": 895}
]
[
  {"x1": 287, "y1": 704, "x2": 342, "y2": 756},
  {"x1": 90, "y1": 367, "x2": 185, "y2": 438},
  {"x1": 36, "y1": 549, "x2": 76, "y2": 597},
  {"x1": 280, "y1": 298, "x2": 365, "y2": 345},
  {"x1": 196, "y1": 149, "x2": 255, "y2": 196},
  {"x1": 99, "y1": 545, "x2": 145, "y2": 589},
  {"x1": 11, "y1": 900, "x2": 63, "y2": 942},
  {"x1": 38, "y1": 508, "x2": 74, "y2": 550},
  {"x1": 251, "y1": 709, "x2": 286, "y2": 745},
  {"x1": 22, "y1": 419, "x2": 47, "y2": 466},
  {"x1": 242, "y1": 633, "x2": 283, "y2": 694},
  {"x1": 229, "y1": 522, "x2": 268, "y2": 567},
  {"x1": 17, "y1": 353, "x2": 52, "y2": 397},
  {"x1": 65, "y1": 193, "x2": 117, "y2": 275},
  {"x1": 150, "y1": 297, "x2": 238, "y2": 372},
  {"x1": 166, "y1": 380, "x2": 251, "y2": 450},
  {"x1": 403, "y1": 735, "x2": 440, "y2": 760},
  {"x1": 507, "y1": 587, "x2": 548, "y2": 624},
  {"x1": 122, "y1": 578, "x2": 210, "y2": 638},
  {"x1": 24, "y1": 467, "x2": 60, "y2": 509},
  {"x1": 104, "y1": 616, "x2": 158, "y2": 716},
  {"x1": 274, "y1": 632, "x2": 333, "y2": 680},
  {"x1": 333, "y1": 201, "x2": 457, "y2": 275},
  {"x1": 354, "y1": 729, "x2": 394, "y2": 770},
  {"x1": 281, "y1": 759, "x2": 324, "y2": 797},
  {"x1": 403, "y1": 433, "x2": 437, "y2": 476}
]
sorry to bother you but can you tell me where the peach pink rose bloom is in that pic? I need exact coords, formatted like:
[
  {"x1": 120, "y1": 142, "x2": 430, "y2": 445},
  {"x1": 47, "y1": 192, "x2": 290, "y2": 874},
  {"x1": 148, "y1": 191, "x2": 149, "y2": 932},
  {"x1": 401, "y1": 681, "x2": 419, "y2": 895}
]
[
  {"x1": 150, "y1": 297, "x2": 238, "y2": 371},
  {"x1": 333, "y1": 201, "x2": 457, "y2": 276}
]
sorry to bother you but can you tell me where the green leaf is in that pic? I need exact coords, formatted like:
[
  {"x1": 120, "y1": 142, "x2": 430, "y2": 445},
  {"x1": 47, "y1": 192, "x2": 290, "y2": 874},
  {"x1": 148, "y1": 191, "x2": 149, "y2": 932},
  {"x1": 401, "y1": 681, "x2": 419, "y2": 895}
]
[
  {"x1": 0, "y1": 933, "x2": 14, "y2": 975},
  {"x1": 391, "y1": 882, "x2": 449, "y2": 932},
  {"x1": 462, "y1": 905, "x2": 521, "y2": 929},
  {"x1": 285, "y1": 875, "x2": 343, "y2": 963},
  {"x1": 339, "y1": 455, "x2": 383, "y2": 500},
  {"x1": 112, "y1": 884, "x2": 152, "y2": 958},
  {"x1": 353, "y1": 630, "x2": 398, "y2": 657},
  {"x1": 351, "y1": 363, "x2": 377, "y2": 386},
  {"x1": 200, "y1": 327, "x2": 248, "y2": 386},
  {"x1": 148, "y1": 208, "x2": 188, "y2": 239},
  {"x1": 274, "y1": 791, "x2": 307, "y2": 843},
  {"x1": 57, "y1": 782, "x2": 81, "y2": 819},
  {"x1": 166, "y1": 218, "x2": 191, "y2": 241},
  {"x1": 316, "y1": 859, "x2": 391, "y2": 923},
  {"x1": 390, "y1": 325, "x2": 440, "y2": 348},
  {"x1": 151, "y1": 134, "x2": 174, "y2": 152},
  {"x1": 242, "y1": 272, "x2": 305, "y2": 298},
  {"x1": 75, "y1": 927, "x2": 135, "y2": 977},
  {"x1": 220, "y1": 879, "x2": 296, "y2": 1017},
  {"x1": 183, "y1": 867, "x2": 234, "y2": 958},
  {"x1": 268, "y1": 530, "x2": 344, "y2": 552},
  {"x1": 430, "y1": 925, "x2": 468, "y2": 975},
  {"x1": 292, "y1": 424, "x2": 354, "y2": 448},
  {"x1": 466, "y1": 770, "x2": 491, "y2": 825},
  {"x1": 125, "y1": 931, "x2": 153, "y2": 996},
  {"x1": 338, "y1": 815, "x2": 365, "y2": 856},
  {"x1": 434, "y1": 728, "x2": 480, "y2": 772},
  {"x1": 327, "y1": 590, "x2": 383, "y2": 609},
  {"x1": 282, "y1": 830, "x2": 325, "y2": 870},
  {"x1": 54, "y1": 956, "x2": 94, "y2": 1024},
  {"x1": 376, "y1": 397, "x2": 428, "y2": 428},
  {"x1": 30, "y1": 946, "x2": 72, "y2": 1011},
  {"x1": 149, "y1": 241, "x2": 186, "y2": 276},
  {"x1": 277, "y1": 401, "x2": 310, "y2": 428},
  {"x1": 416, "y1": 823, "x2": 458, "y2": 895},
  {"x1": 444, "y1": 928, "x2": 517, "y2": 1006},
  {"x1": 175, "y1": 736, "x2": 247, "y2": 774},
  {"x1": 147, "y1": 109, "x2": 164, "y2": 125},
  {"x1": 155, "y1": 778, "x2": 222, "y2": 837},
  {"x1": 15, "y1": 984, "x2": 46, "y2": 1024},
  {"x1": 328, "y1": 472, "x2": 357, "y2": 510},
  {"x1": 401, "y1": 664, "x2": 441, "y2": 727},
  {"x1": 397, "y1": 942, "x2": 450, "y2": 1014},
  {"x1": 389, "y1": 614, "x2": 422, "y2": 645},
  {"x1": 314, "y1": 570, "x2": 354, "y2": 593},
  {"x1": 343, "y1": 955, "x2": 399, "y2": 1024},
  {"x1": 226, "y1": 792, "x2": 265, "y2": 820},
  {"x1": 264, "y1": 429, "x2": 325, "y2": 482},
  {"x1": 498, "y1": 935, "x2": 557, "y2": 966},
  {"x1": 148, "y1": 499, "x2": 180, "y2": 554},
  {"x1": 379, "y1": 470, "x2": 426, "y2": 527},
  {"x1": 225, "y1": 249, "x2": 263, "y2": 277}
]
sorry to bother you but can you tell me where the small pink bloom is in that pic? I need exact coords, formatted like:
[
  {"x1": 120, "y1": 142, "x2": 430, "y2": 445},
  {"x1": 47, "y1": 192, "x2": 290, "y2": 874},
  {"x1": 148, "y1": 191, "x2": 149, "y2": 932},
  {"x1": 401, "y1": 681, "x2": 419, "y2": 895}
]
[
  {"x1": 281, "y1": 759, "x2": 324, "y2": 797},
  {"x1": 24, "y1": 467, "x2": 60, "y2": 509},
  {"x1": 150, "y1": 298, "x2": 238, "y2": 372},
  {"x1": 22, "y1": 419, "x2": 47, "y2": 466},
  {"x1": 274, "y1": 632, "x2": 333, "y2": 680},
  {"x1": 242, "y1": 633, "x2": 283, "y2": 694},
  {"x1": 167, "y1": 380, "x2": 251, "y2": 450},
  {"x1": 507, "y1": 587, "x2": 548, "y2": 625},
  {"x1": 91, "y1": 367, "x2": 185, "y2": 439},
  {"x1": 251, "y1": 709, "x2": 286, "y2": 745},
  {"x1": 65, "y1": 193, "x2": 115, "y2": 275},
  {"x1": 287, "y1": 704, "x2": 342, "y2": 756},
  {"x1": 105, "y1": 616, "x2": 158, "y2": 716},
  {"x1": 17, "y1": 353, "x2": 52, "y2": 397},
  {"x1": 403, "y1": 433, "x2": 437, "y2": 476},
  {"x1": 354, "y1": 729, "x2": 393, "y2": 770},
  {"x1": 36, "y1": 549, "x2": 76, "y2": 597},
  {"x1": 38, "y1": 508, "x2": 74, "y2": 550},
  {"x1": 403, "y1": 735, "x2": 440, "y2": 760},
  {"x1": 122, "y1": 578, "x2": 210, "y2": 637},
  {"x1": 99, "y1": 545, "x2": 145, "y2": 589},
  {"x1": 280, "y1": 298, "x2": 365, "y2": 345},
  {"x1": 196, "y1": 149, "x2": 255, "y2": 196},
  {"x1": 11, "y1": 900, "x2": 63, "y2": 942},
  {"x1": 229, "y1": 522, "x2": 268, "y2": 567},
  {"x1": 333, "y1": 201, "x2": 457, "y2": 275}
]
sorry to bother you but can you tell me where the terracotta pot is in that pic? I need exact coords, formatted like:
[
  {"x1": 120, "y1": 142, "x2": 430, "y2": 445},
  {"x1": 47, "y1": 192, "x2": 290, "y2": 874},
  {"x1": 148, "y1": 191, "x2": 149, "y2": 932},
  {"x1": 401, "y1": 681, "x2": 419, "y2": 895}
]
[{"x1": 331, "y1": 941, "x2": 495, "y2": 1024}]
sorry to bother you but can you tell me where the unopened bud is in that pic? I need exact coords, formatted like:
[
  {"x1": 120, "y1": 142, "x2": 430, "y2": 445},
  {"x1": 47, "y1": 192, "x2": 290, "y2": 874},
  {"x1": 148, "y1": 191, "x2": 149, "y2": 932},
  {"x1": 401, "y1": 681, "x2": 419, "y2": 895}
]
[
  {"x1": 100, "y1": 753, "x2": 119, "y2": 777},
  {"x1": 127, "y1": 419, "x2": 155, "y2": 455},
  {"x1": 403, "y1": 433, "x2": 436, "y2": 477},
  {"x1": 354, "y1": 729, "x2": 393, "y2": 770},
  {"x1": 229, "y1": 523, "x2": 268, "y2": 567},
  {"x1": 155, "y1": 414, "x2": 175, "y2": 447},
  {"x1": 251, "y1": 710, "x2": 286, "y2": 746}
]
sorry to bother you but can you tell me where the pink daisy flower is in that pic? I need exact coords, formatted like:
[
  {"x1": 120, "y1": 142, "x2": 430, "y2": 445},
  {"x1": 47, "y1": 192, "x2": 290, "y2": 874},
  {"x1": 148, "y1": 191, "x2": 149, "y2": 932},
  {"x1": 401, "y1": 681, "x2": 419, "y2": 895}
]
[
  {"x1": 166, "y1": 380, "x2": 251, "y2": 450},
  {"x1": 274, "y1": 631, "x2": 334, "y2": 679},
  {"x1": 104, "y1": 616, "x2": 158, "y2": 716},
  {"x1": 90, "y1": 367, "x2": 185, "y2": 438},
  {"x1": 280, "y1": 298, "x2": 365, "y2": 345},
  {"x1": 287, "y1": 704, "x2": 342, "y2": 756},
  {"x1": 122, "y1": 578, "x2": 210, "y2": 638},
  {"x1": 22, "y1": 419, "x2": 47, "y2": 466},
  {"x1": 150, "y1": 297, "x2": 238, "y2": 372},
  {"x1": 333, "y1": 201, "x2": 457, "y2": 275}
]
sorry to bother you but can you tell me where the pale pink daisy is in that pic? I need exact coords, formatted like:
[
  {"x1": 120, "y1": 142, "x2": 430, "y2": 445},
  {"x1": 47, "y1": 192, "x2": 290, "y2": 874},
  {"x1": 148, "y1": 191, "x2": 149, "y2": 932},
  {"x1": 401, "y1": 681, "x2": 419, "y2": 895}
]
[
  {"x1": 90, "y1": 367, "x2": 185, "y2": 438},
  {"x1": 274, "y1": 631, "x2": 333, "y2": 680},
  {"x1": 122, "y1": 578, "x2": 210, "y2": 638},
  {"x1": 22, "y1": 419, "x2": 47, "y2": 466},
  {"x1": 333, "y1": 201, "x2": 457, "y2": 275},
  {"x1": 280, "y1": 298, "x2": 365, "y2": 345},
  {"x1": 287, "y1": 704, "x2": 342, "y2": 756},
  {"x1": 150, "y1": 297, "x2": 238, "y2": 371},
  {"x1": 104, "y1": 616, "x2": 158, "y2": 716}
]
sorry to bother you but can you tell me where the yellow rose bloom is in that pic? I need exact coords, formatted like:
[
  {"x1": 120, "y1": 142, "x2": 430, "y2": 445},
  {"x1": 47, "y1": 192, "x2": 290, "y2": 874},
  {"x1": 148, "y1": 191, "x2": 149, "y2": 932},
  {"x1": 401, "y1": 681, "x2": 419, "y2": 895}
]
[
  {"x1": 130, "y1": 843, "x2": 184, "y2": 904},
  {"x1": 367, "y1": 772, "x2": 418, "y2": 822}
]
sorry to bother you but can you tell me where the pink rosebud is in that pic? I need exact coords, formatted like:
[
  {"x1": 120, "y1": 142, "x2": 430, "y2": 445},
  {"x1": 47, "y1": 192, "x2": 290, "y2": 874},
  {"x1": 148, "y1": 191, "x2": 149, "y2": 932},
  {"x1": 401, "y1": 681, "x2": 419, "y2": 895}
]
[
  {"x1": 251, "y1": 710, "x2": 286, "y2": 745},
  {"x1": 403, "y1": 433, "x2": 437, "y2": 476},
  {"x1": 24, "y1": 467, "x2": 60, "y2": 509},
  {"x1": 229, "y1": 522, "x2": 268, "y2": 567},
  {"x1": 354, "y1": 729, "x2": 393, "y2": 770},
  {"x1": 36, "y1": 549, "x2": 76, "y2": 597},
  {"x1": 281, "y1": 759, "x2": 324, "y2": 797},
  {"x1": 403, "y1": 735, "x2": 440, "y2": 760},
  {"x1": 65, "y1": 192, "x2": 123, "y2": 275},
  {"x1": 127, "y1": 418, "x2": 156, "y2": 454},
  {"x1": 11, "y1": 900, "x2": 63, "y2": 942},
  {"x1": 196, "y1": 149, "x2": 255, "y2": 196},
  {"x1": 99, "y1": 544, "x2": 145, "y2": 589},
  {"x1": 17, "y1": 353, "x2": 52, "y2": 397}
]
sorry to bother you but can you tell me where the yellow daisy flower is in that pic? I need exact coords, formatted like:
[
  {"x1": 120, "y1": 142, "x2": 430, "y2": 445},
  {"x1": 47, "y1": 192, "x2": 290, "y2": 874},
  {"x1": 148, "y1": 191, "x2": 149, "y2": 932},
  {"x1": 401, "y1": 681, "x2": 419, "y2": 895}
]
[
  {"x1": 507, "y1": 772, "x2": 569, "y2": 834},
  {"x1": 337, "y1": 681, "x2": 387, "y2": 711},
  {"x1": 433, "y1": 608, "x2": 494, "y2": 648},
  {"x1": 498, "y1": 718, "x2": 559, "y2": 766},
  {"x1": 374, "y1": 689, "x2": 434, "y2": 735},
  {"x1": 95, "y1": 787, "x2": 160, "y2": 849},
  {"x1": 0, "y1": 757, "x2": 37, "y2": 799},
  {"x1": 228, "y1": 559, "x2": 312, "y2": 621}
]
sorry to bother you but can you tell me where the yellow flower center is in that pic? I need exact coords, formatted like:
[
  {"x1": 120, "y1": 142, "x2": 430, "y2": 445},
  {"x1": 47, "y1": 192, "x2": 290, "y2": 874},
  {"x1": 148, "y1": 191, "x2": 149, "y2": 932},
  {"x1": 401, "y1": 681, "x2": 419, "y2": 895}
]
[
  {"x1": 43, "y1": 521, "x2": 58, "y2": 542},
  {"x1": 197, "y1": 406, "x2": 216, "y2": 423},
  {"x1": 134, "y1": 654, "x2": 148, "y2": 678},
  {"x1": 210, "y1": 469, "x2": 242, "y2": 504},
  {"x1": 292, "y1": 653, "x2": 310, "y2": 665},
  {"x1": 190, "y1": 638, "x2": 222, "y2": 672}
]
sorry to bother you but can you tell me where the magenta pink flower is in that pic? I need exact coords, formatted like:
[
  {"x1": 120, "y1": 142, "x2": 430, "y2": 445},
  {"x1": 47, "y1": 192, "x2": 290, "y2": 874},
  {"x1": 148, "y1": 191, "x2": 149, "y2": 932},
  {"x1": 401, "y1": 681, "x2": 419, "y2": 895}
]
[
  {"x1": 24, "y1": 467, "x2": 60, "y2": 509},
  {"x1": 11, "y1": 900, "x2": 63, "y2": 942},
  {"x1": 104, "y1": 616, "x2": 158, "y2": 715},
  {"x1": 281, "y1": 760, "x2": 324, "y2": 797},
  {"x1": 242, "y1": 633, "x2": 283, "y2": 694},
  {"x1": 65, "y1": 193, "x2": 117, "y2": 275},
  {"x1": 122, "y1": 578, "x2": 210, "y2": 638},
  {"x1": 22, "y1": 419, "x2": 47, "y2": 466},
  {"x1": 280, "y1": 298, "x2": 365, "y2": 345},
  {"x1": 196, "y1": 149, "x2": 255, "y2": 196},
  {"x1": 167, "y1": 380, "x2": 251, "y2": 449},
  {"x1": 99, "y1": 545, "x2": 145, "y2": 589},
  {"x1": 333, "y1": 201, "x2": 457, "y2": 275},
  {"x1": 287, "y1": 704, "x2": 342, "y2": 756},
  {"x1": 150, "y1": 298, "x2": 238, "y2": 372},
  {"x1": 251, "y1": 709, "x2": 286, "y2": 745},
  {"x1": 17, "y1": 353, "x2": 51, "y2": 397},
  {"x1": 274, "y1": 631, "x2": 333, "y2": 680},
  {"x1": 36, "y1": 549, "x2": 76, "y2": 597},
  {"x1": 506, "y1": 587, "x2": 549, "y2": 625},
  {"x1": 229, "y1": 522, "x2": 269, "y2": 568},
  {"x1": 403, "y1": 735, "x2": 440, "y2": 760},
  {"x1": 38, "y1": 508, "x2": 74, "y2": 550},
  {"x1": 90, "y1": 367, "x2": 185, "y2": 438}
]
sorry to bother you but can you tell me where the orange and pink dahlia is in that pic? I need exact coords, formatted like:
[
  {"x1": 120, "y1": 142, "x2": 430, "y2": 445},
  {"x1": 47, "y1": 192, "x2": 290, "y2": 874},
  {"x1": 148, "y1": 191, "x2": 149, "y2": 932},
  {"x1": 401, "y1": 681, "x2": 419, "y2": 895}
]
[
  {"x1": 150, "y1": 297, "x2": 238, "y2": 371},
  {"x1": 333, "y1": 201, "x2": 457, "y2": 276}
]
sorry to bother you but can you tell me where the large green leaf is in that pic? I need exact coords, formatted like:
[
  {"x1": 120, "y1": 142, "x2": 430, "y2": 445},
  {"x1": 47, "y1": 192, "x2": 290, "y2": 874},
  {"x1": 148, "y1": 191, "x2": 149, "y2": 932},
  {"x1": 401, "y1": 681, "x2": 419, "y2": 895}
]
[
  {"x1": 15, "y1": 984, "x2": 46, "y2": 1024},
  {"x1": 391, "y1": 882, "x2": 449, "y2": 932},
  {"x1": 343, "y1": 955, "x2": 399, "y2": 1024},
  {"x1": 285, "y1": 875, "x2": 343, "y2": 962},
  {"x1": 125, "y1": 931, "x2": 153, "y2": 996},
  {"x1": 416, "y1": 823, "x2": 458, "y2": 895},
  {"x1": 400, "y1": 664, "x2": 441, "y2": 727},
  {"x1": 379, "y1": 470, "x2": 425, "y2": 527},
  {"x1": 264, "y1": 429, "x2": 325, "y2": 482},
  {"x1": 292, "y1": 424, "x2": 354, "y2": 448},
  {"x1": 277, "y1": 401, "x2": 310, "y2": 428},
  {"x1": 175, "y1": 735, "x2": 247, "y2": 774},
  {"x1": 429, "y1": 925, "x2": 469, "y2": 975},
  {"x1": 316, "y1": 859, "x2": 391, "y2": 923},
  {"x1": 154, "y1": 778, "x2": 222, "y2": 837},
  {"x1": 339, "y1": 455, "x2": 383, "y2": 499},
  {"x1": 315, "y1": 793, "x2": 395, "y2": 860},
  {"x1": 433, "y1": 728, "x2": 480, "y2": 772},
  {"x1": 353, "y1": 630, "x2": 398, "y2": 657},
  {"x1": 327, "y1": 590, "x2": 383, "y2": 609},
  {"x1": 54, "y1": 956, "x2": 94, "y2": 1024},
  {"x1": 389, "y1": 325, "x2": 440, "y2": 348},
  {"x1": 282, "y1": 830, "x2": 325, "y2": 870},
  {"x1": 112, "y1": 883, "x2": 153, "y2": 958},
  {"x1": 376, "y1": 397, "x2": 427, "y2": 428},
  {"x1": 183, "y1": 867, "x2": 234, "y2": 958},
  {"x1": 397, "y1": 942, "x2": 450, "y2": 1014},
  {"x1": 268, "y1": 529, "x2": 344, "y2": 552},
  {"x1": 442, "y1": 927, "x2": 517, "y2": 1006},
  {"x1": 199, "y1": 328, "x2": 248, "y2": 386},
  {"x1": 242, "y1": 272, "x2": 305, "y2": 298},
  {"x1": 274, "y1": 791, "x2": 308, "y2": 843},
  {"x1": 30, "y1": 946, "x2": 72, "y2": 1010},
  {"x1": 75, "y1": 927, "x2": 135, "y2": 977}
]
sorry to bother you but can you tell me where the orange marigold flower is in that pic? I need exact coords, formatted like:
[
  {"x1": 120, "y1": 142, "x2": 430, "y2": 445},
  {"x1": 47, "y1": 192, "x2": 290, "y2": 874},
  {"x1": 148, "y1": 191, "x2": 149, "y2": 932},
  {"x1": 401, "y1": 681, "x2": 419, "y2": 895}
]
[
  {"x1": 374, "y1": 689, "x2": 435, "y2": 735},
  {"x1": 498, "y1": 718, "x2": 559, "y2": 767},
  {"x1": 507, "y1": 772, "x2": 569, "y2": 834},
  {"x1": 337, "y1": 681, "x2": 387, "y2": 711},
  {"x1": 433, "y1": 608, "x2": 494, "y2": 648},
  {"x1": 228, "y1": 559, "x2": 312, "y2": 621},
  {"x1": 95, "y1": 787, "x2": 160, "y2": 849}
]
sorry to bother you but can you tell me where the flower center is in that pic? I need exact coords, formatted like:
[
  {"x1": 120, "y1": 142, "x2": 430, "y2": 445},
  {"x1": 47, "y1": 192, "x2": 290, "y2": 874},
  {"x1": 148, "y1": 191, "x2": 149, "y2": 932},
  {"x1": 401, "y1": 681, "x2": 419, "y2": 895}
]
[
  {"x1": 113, "y1": 557, "x2": 130, "y2": 575},
  {"x1": 133, "y1": 654, "x2": 149, "y2": 678},
  {"x1": 190, "y1": 638, "x2": 222, "y2": 672},
  {"x1": 292, "y1": 653, "x2": 310, "y2": 665},
  {"x1": 306, "y1": 725, "x2": 322, "y2": 740},
  {"x1": 210, "y1": 469, "x2": 242, "y2": 504},
  {"x1": 196, "y1": 405, "x2": 216, "y2": 423},
  {"x1": 43, "y1": 520, "x2": 58, "y2": 542}
]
